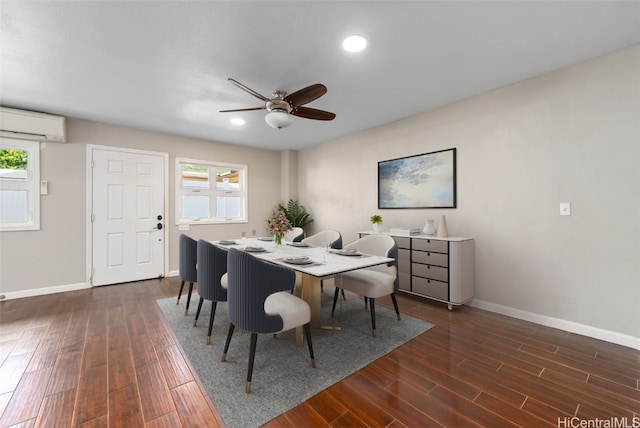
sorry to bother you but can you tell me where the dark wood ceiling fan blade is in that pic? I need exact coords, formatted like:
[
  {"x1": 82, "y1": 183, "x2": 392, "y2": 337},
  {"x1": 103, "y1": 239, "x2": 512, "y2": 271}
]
[
  {"x1": 291, "y1": 106, "x2": 336, "y2": 121},
  {"x1": 228, "y1": 78, "x2": 271, "y2": 102},
  {"x1": 219, "y1": 106, "x2": 266, "y2": 113},
  {"x1": 284, "y1": 84, "x2": 327, "y2": 107}
]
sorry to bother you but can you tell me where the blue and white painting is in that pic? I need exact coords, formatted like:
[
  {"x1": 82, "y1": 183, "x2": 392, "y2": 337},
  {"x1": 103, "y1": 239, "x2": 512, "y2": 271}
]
[{"x1": 378, "y1": 148, "x2": 456, "y2": 208}]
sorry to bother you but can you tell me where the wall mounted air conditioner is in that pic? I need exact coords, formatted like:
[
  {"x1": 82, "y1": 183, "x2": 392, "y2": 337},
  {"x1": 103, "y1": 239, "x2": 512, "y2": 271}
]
[{"x1": 0, "y1": 107, "x2": 66, "y2": 143}]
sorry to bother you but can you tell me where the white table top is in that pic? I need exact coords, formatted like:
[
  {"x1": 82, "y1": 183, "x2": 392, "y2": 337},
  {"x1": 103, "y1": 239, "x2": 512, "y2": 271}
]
[{"x1": 212, "y1": 238, "x2": 394, "y2": 279}]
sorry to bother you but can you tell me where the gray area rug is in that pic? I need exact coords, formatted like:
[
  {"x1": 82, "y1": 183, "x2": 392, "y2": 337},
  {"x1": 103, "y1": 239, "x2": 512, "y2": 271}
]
[{"x1": 157, "y1": 287, "x2": 434, "y2": 427}]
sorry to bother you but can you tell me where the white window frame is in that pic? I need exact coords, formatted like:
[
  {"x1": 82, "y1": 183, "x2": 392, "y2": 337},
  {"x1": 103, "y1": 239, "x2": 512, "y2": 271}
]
[
  {"x1": 175, "y1": 157, "x2": 248, "y2": 225},
  {"x1": 0, "y1": 138, "x2": 40, "y2": 231}
]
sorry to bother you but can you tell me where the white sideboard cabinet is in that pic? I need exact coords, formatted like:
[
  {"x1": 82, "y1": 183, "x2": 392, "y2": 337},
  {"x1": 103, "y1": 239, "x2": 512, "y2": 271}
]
[{"x1": 359, "y1": 232, "x2": 474, "y2": 310}]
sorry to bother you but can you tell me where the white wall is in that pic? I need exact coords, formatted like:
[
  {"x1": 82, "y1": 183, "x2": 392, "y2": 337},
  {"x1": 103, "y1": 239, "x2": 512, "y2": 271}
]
[
  {"x1": 298, "y1": 45, "x2": 640, "y2": 342},
  {"x1": 0, "y1": 119, "x2": 283, "y2": 295}
]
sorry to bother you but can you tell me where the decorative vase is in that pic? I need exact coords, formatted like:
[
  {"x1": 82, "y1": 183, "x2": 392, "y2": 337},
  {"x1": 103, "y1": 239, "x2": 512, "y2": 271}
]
[
  {"x1": 274, "y1": 233, "x2": 284, "y2": 246},
  {"x1": 422, "y1": 219, "x2": 436, "y2": 235},
  {"x1": 373, "y1": 223, "x2": 381, "y2": 233},
  {"x1": 436, "y1": 215, "x2": 449, "y2": 238}
]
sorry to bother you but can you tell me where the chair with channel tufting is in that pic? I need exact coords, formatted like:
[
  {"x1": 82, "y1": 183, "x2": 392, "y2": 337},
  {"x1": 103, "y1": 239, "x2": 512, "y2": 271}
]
[
  {"x1": 176, "y1": 234, "x2": 198, "y2": 315},
  {"x1": 221, "y1": 248, "x2": 316, "y2": 393},
  {"x1": 193, "y1": 240, "x2": 228, "y2": 344}
]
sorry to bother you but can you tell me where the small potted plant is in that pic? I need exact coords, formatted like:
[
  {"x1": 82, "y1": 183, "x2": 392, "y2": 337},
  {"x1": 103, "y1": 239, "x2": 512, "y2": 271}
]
[{"x1": 370, "y1": 214, "x2": 383, "y2": 232}]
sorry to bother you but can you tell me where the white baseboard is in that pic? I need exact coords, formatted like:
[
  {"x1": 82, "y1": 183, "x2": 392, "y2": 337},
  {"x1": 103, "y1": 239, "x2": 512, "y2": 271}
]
[
  {"x1": 469, "y1": 299, "x2": 640, "y2": 351},
  {"x1": 1, "y1": 282, "x2": 90, "y2": 301},
  {"x1": 166, "y1": 270, "x2": 179, "y2": 277}
]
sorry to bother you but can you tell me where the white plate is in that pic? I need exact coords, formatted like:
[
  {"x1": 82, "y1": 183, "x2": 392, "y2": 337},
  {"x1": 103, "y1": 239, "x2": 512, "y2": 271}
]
[
  {"x1": 336, "y1": 249, "x2": 361, "y2": 256},
  {"x1": 244, "y1": 246, "x2": 266, "y2": 252},
  {"x1": 258, "y1": 237, "x2": 274, "y2": 241},
  {"x1": 283, "y1": 256, "x2": 313, "y2": 265},
  {"x1": 288, "y1": 242, "x2": 309, "y2": 247},
  {"x1": 219, "y1": 240, "x2": 237, "y2": 245}
]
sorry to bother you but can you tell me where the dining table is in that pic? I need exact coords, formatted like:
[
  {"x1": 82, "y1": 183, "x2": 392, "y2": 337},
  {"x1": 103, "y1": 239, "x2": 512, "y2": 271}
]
[{"x1": 212, "y1": 237, "x2": 394, "y2": 345}]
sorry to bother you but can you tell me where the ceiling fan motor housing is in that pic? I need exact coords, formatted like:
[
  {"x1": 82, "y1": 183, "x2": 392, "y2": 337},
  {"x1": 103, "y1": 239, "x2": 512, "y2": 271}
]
[{"x1": 266, "y1": 98, "x2": 291, "y2": 113}]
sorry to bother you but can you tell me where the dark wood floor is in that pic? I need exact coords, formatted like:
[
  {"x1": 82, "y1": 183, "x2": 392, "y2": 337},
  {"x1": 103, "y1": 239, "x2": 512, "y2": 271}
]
[{"x1": 0, "y1": 277, "x2": 638, "y2": 427}]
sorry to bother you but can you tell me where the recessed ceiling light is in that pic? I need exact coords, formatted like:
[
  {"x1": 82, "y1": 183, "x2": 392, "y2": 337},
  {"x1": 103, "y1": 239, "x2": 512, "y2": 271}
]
[
  {"x1": 342, "y1": 35, "x2": 367, "y2": 52},
  {"x1": 230, "y1": 118, "x2": 245, "y2": 126}
]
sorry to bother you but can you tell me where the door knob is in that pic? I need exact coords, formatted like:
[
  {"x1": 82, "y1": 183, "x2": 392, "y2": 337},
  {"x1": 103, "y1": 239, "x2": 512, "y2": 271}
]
[{"x1": 156, "y1": 223, "x2": 163, "y2": 230}]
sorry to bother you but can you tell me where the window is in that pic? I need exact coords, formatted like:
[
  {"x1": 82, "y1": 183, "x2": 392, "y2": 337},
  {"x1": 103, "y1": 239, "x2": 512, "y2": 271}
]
[
  {"x1": 175, "y1": 158, "x2": 247, "y2": 224},
  {"x1": 0, "y1": 138, "x2": 40, "y2": 231}
]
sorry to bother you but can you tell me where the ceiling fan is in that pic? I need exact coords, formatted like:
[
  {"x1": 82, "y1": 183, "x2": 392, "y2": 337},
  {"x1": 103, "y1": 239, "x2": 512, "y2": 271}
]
[{"x1": 220, "y1": 78, "x2": 336, "y2": 129}]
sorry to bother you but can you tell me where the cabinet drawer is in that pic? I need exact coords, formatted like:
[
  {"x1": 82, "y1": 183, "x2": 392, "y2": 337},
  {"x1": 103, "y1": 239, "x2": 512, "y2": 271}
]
[
  {"x1": 399, "y1": 272, "x2": 411, "y2": 291},
  {"x1": 393, "y1": 237, "x2": 411, "y2": 249},
  {"x1": 398, "y1": 248, "x2": 411, "y2": 260},
  {"x1": 412, "y1": 263, "x2": 449, "y2": 282},
  {"x1": 412, "y1": 276, "x2": 448, "y2": 301},
  {"x1": 412, "y1": 251, "x2": 448, "y2": 268},
  {"x1": 398, "y1": 258, "x2": 410, "y2": 273},
  {"x1": 413, "y1": 239, "x2": 448, "y2": 253}
]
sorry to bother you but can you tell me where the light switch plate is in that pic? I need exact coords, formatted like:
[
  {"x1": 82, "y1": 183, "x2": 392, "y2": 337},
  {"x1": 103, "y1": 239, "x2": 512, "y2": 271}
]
[{"x1": 560, "y1": 203, "x2": 571, "y2": 216}]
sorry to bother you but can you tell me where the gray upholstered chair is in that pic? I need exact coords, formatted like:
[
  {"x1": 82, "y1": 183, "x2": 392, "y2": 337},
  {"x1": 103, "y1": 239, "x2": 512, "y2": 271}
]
[
  {"x1": 194, "y1": 240, "x2": 228, "y2": 344},
  {"x1": 301, "y1": 229, "x2": 342, "y2": 250},
  {"x1": 332, "y1": 234, "x2": 400, "y2": 337},
  {"x1": 222, "y1": 248, "x2": 316, "y2": 393},
  {"x1": 177, "y1": 234, "x2": 198, "y2": 315},
  {"x1": 284, "y1": 226, "x2": 304, "y2": 242}
]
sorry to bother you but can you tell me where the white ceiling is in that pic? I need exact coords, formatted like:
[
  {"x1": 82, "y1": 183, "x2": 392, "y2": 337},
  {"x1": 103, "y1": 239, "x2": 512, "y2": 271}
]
[{"x1": 1, "y1": 1, "x2": 639, "y2": 151}]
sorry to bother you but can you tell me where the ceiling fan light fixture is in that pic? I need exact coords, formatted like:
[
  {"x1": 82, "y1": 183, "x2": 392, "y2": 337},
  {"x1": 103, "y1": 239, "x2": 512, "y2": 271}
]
[
  {"x1": 342, "y1": 35, "x2": 367, "y2": 52},
  {"x1": 265, "y1": 109, "x2": 292, "y2": 129}
]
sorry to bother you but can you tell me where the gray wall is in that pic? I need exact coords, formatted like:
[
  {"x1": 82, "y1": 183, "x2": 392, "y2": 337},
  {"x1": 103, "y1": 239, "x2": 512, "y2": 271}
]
[
  {"x1": 297, "y1": 45, "x2": 640, "y2": 340},
  {"x1": 0, "y1": 119, "x2": 282, "y2": 294}
]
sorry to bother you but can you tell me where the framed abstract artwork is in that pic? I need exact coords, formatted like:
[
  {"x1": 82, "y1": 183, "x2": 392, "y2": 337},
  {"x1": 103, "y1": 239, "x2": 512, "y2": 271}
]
[{"x1": 378, "y1": 148, "x2": 456, "y2": 209}]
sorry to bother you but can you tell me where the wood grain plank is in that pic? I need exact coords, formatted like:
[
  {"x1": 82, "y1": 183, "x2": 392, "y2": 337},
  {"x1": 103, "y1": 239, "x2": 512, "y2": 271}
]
[
  {"x1": 170, "y1": 380, "x2": 224, "y2": 428},
  {"x1": 44, "y1": 350, "x2": 83, "y2": 396},
  {"x1": 75, "y1": 415, "x2": 108, "y2": 428},
  {"x1": 0, "y1": 353, "x2": 31, "y2": 395},
  {"x1": 33, "y1": 388, "x2": 76, "y2": 427},
  {"x1": 136, "y1": 362, "x2": 175, "y2": 423},
  {"x1": 474, "y1": 392, "x2": 556, "y2": 427},
  {"x1": 280, "y1": 402, "x2": 331, "y2": 427},
  {"x1": 108, "y1": 348, "x2": 136, "y2": 392},
  {"x1": 108, "y1": 384, "x2": 144, "y2": 428},
  {"x1": 0, "y1": 368, "x2": 52, "y2": 427},
  {"x1": 73, "y1": 364, "x2": 108, "y2": 426},
  {"x1": 145, "y1": 411, "x2": 183, "y2": 428},
  {"x1": 156, "y1": 345, "x2": 194, "y2": 389},
  {"x1": 305, "y1": 390, "x2": 348, "y2": 424}
]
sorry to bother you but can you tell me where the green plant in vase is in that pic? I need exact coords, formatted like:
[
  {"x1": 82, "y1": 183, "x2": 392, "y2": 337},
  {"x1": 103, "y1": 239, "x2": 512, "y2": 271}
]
[
  {"x1": 278, "y1": 199, "x2": 314, "y2": 232},
  {"x1": 370, "y1": 214, "x2": 383, "y2": 232}
]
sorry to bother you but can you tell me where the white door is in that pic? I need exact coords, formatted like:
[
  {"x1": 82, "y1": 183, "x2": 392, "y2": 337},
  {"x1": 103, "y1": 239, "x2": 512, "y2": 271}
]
[{"x1": 90, "y1": 147, "x2": 166, "y2": 286}]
